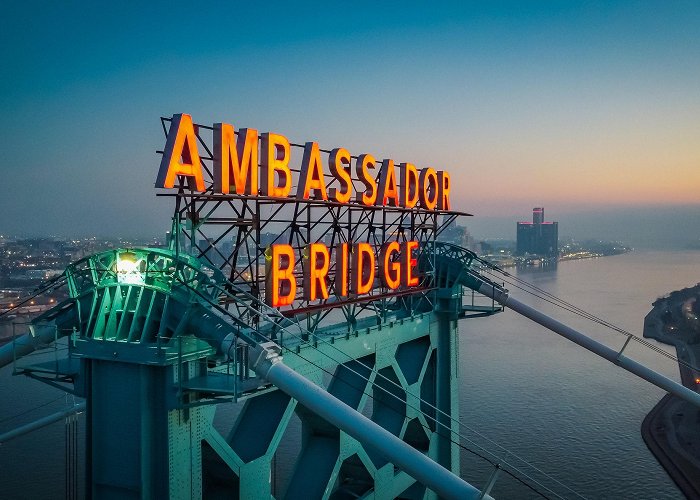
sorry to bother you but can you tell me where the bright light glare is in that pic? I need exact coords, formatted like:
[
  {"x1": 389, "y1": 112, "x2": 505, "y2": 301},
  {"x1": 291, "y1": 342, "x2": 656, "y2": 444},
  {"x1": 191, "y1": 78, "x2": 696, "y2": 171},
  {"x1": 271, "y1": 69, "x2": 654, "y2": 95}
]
[{"x1": 116, "y1": 252, "x2": 143, "y2": 284}]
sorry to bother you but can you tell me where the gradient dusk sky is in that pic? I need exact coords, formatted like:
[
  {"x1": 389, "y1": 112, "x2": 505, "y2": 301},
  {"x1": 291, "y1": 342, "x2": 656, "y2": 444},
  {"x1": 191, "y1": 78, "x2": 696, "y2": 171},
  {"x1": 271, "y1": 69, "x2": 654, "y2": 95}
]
[{"x1": 1, "y1": 1, "x2": 698, "y2": 244}]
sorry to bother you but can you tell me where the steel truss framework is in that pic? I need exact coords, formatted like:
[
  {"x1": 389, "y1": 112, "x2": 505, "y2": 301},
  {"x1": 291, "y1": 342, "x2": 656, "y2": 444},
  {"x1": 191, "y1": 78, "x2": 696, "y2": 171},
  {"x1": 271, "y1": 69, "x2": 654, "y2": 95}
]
[
  {"x1": 11, "y1": 244, "x2": 471, "y2": 499},
  {"x1": 0, "y1": 118, "x2": 481, "y2": 500},
  {"x1": 157, "y1": 116, "x2": 467, "y2": 335},
  {"x1": 203, "y1": 311, "x2": 461, "y2": 499}
]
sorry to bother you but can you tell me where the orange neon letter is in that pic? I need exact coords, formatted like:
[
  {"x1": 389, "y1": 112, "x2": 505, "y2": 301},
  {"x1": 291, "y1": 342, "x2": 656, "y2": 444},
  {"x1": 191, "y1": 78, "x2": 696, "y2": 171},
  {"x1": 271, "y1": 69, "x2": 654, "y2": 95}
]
[
  {"x1": 328, "y1": 148, "x2": 352, "y2": 203},
  {"x1": 261, "y1": 132, "x2": 292, "y2": 198},
  {"x1": 379, "y1": 241, "x2": 401, "y2": 289},
  {"x1": 351, "y1": 243, "x2": 376, "y2": 295},
  {"x1": 437, "y1": 171, "x2": 451, "y2": 210},
  {"x1": 303, "y1": 243, "x2": 330, "y2": 301},
  {"x1": 265, "y1": 244, "x2": 297, "y2": 307},
  {"x1": 378, "y1": 159, "x2": 399, "y2": 207},
  {"x1": 335, "y1": 243, "x2": 349, "y2": 297},
  {"x1": 156, "y1": 113, "x2": 205, "y2": 191},
  {"x1": 297, "y1": 142, "x2": 328, "y2": 200},
  {"x1": 401, "y1": 241, "x2": 419, "y2": 287},
  {"x1": 399, "y1": 162, "x2": 419, "y2": 208},
  {"x1": 213, "y1": 123, "x2": 258, "y2": 195},
  {"x1": 355, "y1": 154, "x2": 377, "y2": 206},
  {"x1": 418, "y1": 168, "x2": 438, "y2": 210}
]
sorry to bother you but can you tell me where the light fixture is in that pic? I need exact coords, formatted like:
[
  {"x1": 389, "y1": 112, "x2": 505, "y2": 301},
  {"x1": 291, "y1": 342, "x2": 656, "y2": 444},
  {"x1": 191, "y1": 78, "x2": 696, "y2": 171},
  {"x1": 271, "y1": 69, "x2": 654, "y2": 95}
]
[{"x1": 116, "y1": 251, "x2": 144, "y2": 284}]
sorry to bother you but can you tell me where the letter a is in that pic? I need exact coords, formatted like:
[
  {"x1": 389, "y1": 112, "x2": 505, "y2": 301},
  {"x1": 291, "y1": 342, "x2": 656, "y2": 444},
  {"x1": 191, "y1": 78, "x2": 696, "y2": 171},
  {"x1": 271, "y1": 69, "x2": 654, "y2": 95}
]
[
  {"x1": 297, "y1": 142, "x2": 328, "y2": 200},
  {"x1": 156, "y1": 113, "x2": 205, "y2": 191}
]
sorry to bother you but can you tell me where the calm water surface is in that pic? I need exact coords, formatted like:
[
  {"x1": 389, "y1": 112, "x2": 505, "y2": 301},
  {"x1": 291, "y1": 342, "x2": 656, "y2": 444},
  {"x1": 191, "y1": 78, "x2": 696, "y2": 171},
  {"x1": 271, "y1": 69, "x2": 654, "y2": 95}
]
[
  {"x1": 459, "y1": 251, "x2": 698, "y2": 499},
  {"x1": 0, "y1": 250, "x2": 697, "y2": 499}
]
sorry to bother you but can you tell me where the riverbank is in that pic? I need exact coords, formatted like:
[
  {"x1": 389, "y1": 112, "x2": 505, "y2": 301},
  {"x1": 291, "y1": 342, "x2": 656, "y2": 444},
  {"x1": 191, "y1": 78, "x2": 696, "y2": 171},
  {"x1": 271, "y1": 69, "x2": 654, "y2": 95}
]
[
  {"x1": 479, "y1": 248, "x2": 633, "y2": 269},
  {"x1": 642, "y1": 394, "x2": 700, "y2": 499},
  {"x1": 642, "y1": 284, "x2": 700, "y2": 499}
]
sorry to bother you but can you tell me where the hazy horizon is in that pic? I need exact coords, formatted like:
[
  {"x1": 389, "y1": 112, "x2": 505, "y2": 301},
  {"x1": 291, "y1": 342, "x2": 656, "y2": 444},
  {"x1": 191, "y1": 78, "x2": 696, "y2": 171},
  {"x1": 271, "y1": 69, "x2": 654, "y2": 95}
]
[
  {"x1": 463, "y1": 204, "x2": 700, "y2": 250},
  {"x1": 3, "y1": 203, "x2": 699, "y2": 252}
]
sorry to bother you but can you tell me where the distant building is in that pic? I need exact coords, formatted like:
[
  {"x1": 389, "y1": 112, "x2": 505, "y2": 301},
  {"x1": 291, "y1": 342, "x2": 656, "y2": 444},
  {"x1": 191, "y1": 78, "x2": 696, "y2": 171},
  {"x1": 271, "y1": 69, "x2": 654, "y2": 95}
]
[
  {"x1": 516, "y1": 207, "x2": 558, "y2": 257},
  {"x1": 439, "y1": 219, "x2": 482, "y2": 255}
]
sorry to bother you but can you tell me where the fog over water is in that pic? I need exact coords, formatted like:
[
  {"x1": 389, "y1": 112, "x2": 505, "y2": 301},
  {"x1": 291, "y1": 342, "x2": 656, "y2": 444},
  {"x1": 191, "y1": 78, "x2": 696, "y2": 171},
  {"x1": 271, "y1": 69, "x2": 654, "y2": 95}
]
[
  {"x1": 5, "y1": 204, "x2": 700, "y2": 253},
  {"x1": 465, "y1": 204, "x2": 700, "y2": 250}
]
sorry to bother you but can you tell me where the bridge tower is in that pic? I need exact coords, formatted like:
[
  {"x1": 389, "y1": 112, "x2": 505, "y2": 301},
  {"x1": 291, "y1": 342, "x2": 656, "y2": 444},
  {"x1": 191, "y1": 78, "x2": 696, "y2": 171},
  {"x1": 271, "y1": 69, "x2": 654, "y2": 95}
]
[{"x1": 1, "y1": 115, "x2": 501, "y2": 499}]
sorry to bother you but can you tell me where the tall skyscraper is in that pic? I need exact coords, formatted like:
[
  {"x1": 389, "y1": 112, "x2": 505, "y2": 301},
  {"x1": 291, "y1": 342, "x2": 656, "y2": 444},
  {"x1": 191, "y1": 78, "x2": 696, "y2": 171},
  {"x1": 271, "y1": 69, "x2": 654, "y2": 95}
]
[
  {"x1": 516, "y1": 207, "x2": 558, "y2": 257},
  {"x1": 532, "y1": 207, "x2": 544, "y2": 225}
]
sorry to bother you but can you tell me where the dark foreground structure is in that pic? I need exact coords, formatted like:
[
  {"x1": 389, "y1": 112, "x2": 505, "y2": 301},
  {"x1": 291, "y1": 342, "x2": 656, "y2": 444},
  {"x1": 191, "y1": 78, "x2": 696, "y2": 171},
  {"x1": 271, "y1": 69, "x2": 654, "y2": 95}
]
[{"x1": 643, "y1": 284, "x2": 700, "y2": 499}]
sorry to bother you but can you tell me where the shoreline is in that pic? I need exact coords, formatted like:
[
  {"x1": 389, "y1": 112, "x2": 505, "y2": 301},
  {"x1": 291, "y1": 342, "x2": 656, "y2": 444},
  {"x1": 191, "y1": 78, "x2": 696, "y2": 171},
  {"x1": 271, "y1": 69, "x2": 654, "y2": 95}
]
[
  {"x1": 481, "y1": 250, "x2": 631, "y2": 269},
  {"x1": 641, "y1": 394, "x2": 700, "y2": 499},
  {"x1": 642, "y1": 284, "x2": 700, "y2": 499}
]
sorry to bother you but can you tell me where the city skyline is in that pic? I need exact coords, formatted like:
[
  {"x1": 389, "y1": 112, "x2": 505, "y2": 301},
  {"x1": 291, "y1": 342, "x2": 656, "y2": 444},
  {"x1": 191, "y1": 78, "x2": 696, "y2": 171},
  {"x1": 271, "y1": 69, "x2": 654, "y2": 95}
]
[{"x1": 1, "y1": 2, "x2": 698, "y2": 244}]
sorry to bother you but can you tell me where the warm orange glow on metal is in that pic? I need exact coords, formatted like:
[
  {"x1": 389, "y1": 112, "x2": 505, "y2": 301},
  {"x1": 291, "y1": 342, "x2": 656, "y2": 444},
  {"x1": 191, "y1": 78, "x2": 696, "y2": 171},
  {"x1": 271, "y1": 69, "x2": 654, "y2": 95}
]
[
  {"x1": 437, "y1": 171, "x2": 451, "y2": 210},
  {"x1": 265, "y1": 244, "x2": 297, "y2": 307},
  {"x1": 245, "y1": 240, "x2": 422, "y2": 308},
  {"x1": 297, "y1": 142, "x2": 328, "y2": 200},
  {"x1": 303, "y1": 243, "x2": 330, "y2": 300},
  {"x1": 335, "y1": 243, "x2": 349, "y2": 297},
  {"x1": 355, "y1": 154, "x2": 378, "y2": 206},
  {"x1": 158, "y1": 114, "x2": 456, "y2": 213},
  {"x1": 419, "y1": 168, "x2": 438, "y2": 210},
  {"x1": 261, "y1": 132, "x2": 292, "y2": 197},
  {"x1": 379, "y1": 242, "x2": 401, "y2": 289},
  {"x1": 213, "y1": 123, "x2": 258, "y2": 195},
  {"x1": 352, "y1": 242, "x2": 376, "y2": 295},
  {"x1": 400, "y1": 162, "x2": 419, "y2": 208},
  {"x1": 328, "y1": 148, "x2": 352, "y2": 203},
  {"x1": 156, "y1": 113, "x2": 205, "y2": 191},
  {"x1": 402, "y1": 241, "x2": 419, "y2": 287},
  {"x1": 378, "y1": 159, "x2": 399, "y2": 206}
]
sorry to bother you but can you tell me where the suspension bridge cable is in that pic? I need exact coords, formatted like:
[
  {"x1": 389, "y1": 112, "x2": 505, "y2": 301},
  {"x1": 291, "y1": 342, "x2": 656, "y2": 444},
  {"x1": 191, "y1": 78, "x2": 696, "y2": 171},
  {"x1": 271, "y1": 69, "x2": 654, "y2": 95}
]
[
  {"x1": 263, "y1": 328, "x2": 577, "y2": 500},
  {"x1": 34, "y1": 255, "x2": 607, "y2": 497},
  {"x1": 473, "y1": 264, "x2": 700, "y2": 372},
  {"x1": 4, "y1": 260, "x2": 579, "y2": 498},
  {"x1": 473, "y1": 258, "x2": 690, "y2": 360},
  {"x1": 209, "y1": 277, "x2": 585, "y2": 499},
  {"x1": 198, "y1": 307, "x2": 564, "y2": 500},
  {"x1": 474, "y1": 256, "x2": 678, "y2": 350},
  {"x1": 25, "y1": 259, "x2": 585, "y2": 497},
  {"x1": 477, "y1": 266, "x2": 692, "y2": 368},
  {"x1": 186, "y1": 278, "x2": 584, "y2": 500},
  {"x1": 0, "y1": 394, "x2": 68, "y2": 426},
  {"x1": 0, "y1": 274, "x2": 67, "y2": 320},
  {"x1": 265, "y1": 335, "x2": 561, "y2": 500}
]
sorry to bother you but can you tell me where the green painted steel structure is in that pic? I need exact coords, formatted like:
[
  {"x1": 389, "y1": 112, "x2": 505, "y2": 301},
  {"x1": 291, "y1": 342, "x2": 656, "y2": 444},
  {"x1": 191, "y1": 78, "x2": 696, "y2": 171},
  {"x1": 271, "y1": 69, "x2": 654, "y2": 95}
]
[
  {"x1": 0, "y1": 113, "x2": 509, "y2": 499},
  {"x1": 4, "y1": 242, "x2": 500, "y2": 499}
]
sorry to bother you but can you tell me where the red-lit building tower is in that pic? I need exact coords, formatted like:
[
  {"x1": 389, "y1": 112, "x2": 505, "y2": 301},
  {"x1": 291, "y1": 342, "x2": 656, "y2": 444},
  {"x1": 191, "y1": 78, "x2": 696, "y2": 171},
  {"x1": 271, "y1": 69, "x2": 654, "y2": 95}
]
[{"x1": 516, "y1": 207, "x2": 559, "y2": 257}]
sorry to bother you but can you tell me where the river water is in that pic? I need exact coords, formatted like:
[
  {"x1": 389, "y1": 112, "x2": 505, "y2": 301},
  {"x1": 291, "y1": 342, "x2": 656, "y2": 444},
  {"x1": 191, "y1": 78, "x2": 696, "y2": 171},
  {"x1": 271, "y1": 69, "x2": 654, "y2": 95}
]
[
  {"x1": 458, "y1": 250, "x2": 698, "y2": 499},
  {"x1": 0, "y1": 250, "x2": 697, "y2": 499}
]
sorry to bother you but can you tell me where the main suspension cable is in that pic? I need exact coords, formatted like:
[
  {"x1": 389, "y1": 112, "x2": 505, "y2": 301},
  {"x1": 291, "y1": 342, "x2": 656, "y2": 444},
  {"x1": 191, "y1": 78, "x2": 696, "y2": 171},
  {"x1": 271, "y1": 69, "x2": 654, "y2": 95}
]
[
  {"x1": 189, "y1": 278, "x2": 586, "y2": 500},
  {"x1": 473, "y1": 260, "x2": 699, "y2": 372},
  {"x1": 0, "y1": 273, "x2": 67, "y2": 320}
]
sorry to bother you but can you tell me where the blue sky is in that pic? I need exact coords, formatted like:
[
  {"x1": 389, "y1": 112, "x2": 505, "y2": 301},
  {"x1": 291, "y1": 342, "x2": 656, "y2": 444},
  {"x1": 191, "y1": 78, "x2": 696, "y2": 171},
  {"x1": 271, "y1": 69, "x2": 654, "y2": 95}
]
[{"x1": 1, "y1": 1, "x2": 698, "y2": 245}]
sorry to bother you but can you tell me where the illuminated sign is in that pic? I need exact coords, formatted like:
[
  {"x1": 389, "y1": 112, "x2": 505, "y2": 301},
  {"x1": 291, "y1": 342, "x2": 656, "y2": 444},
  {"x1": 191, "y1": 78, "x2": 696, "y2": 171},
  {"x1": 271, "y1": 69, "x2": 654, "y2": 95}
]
[
  {"x1": 156, "y1": 114, "x2": 451, "y2": 210},
  {"x1": 157, "y1": 113, "x2": 452, "y2": 309},
  {"x1": 263, "y1": 241, "x2": 419, "y2": 307}
]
